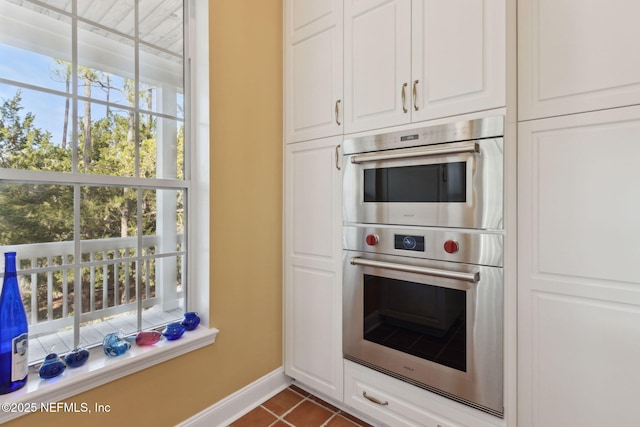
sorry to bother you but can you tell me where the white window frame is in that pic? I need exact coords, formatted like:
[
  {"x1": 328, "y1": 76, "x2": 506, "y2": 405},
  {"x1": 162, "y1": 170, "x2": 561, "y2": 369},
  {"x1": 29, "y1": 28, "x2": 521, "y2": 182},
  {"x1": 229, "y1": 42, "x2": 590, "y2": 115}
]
[{"x1": 0, "y1": 2, "x2": 216, "y2": 422}]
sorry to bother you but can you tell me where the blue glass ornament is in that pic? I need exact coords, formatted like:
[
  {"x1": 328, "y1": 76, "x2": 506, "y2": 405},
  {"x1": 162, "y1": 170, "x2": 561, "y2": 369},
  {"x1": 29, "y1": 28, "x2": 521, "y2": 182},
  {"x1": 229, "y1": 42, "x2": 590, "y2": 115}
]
[
  {"x1": 39, "y1": 353, "x2": 66, "y2": 379},
  {"x1": 162, "y1": 323, "x2": 186, "y2": 341},
  {"x1": 65, "y1": 348, "x2": 90, "y2": 368},
  {"x1": 103, "y1": 332, "x2": 131, "y2": 357},
  {"x1": 181, "y1": 312, "x2": 200, "y2": 331}
]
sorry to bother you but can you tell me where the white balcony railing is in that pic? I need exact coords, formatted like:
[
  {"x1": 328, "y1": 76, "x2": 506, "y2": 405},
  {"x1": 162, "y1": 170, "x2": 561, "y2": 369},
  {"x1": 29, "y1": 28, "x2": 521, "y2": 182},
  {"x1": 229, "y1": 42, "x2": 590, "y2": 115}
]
[{"x1": 0, "y1": 236, "x2": 184, "y2": 364}]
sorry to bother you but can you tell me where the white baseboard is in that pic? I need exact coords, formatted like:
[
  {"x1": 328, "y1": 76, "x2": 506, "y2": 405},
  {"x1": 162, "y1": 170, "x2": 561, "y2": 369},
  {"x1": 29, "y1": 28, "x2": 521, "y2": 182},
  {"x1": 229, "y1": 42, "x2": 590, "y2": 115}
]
[{"x1": 177, "y1": 368, "x2": 291, "y2": 427}]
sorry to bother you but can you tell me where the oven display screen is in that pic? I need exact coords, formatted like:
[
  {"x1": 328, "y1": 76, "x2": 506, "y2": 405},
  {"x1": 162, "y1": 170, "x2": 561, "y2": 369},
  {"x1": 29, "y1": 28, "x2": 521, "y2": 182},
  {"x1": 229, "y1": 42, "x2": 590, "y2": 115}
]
[
  {"x1": 363, "y1": 162, "x2": 466, "y2": 203},
  {"x1": 363, "y1": 274, "x2": 466, "y2": 372}
]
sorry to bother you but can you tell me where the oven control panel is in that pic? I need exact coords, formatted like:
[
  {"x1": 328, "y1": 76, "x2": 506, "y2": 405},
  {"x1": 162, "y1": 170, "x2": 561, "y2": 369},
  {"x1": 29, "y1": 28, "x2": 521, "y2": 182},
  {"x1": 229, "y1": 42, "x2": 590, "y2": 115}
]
[
  {"x1": 345, "y1": 226, "x2": 503, "y2": 268},
  {"x1": 394, "y1": 234, "x2": 425, "y2": 252}
]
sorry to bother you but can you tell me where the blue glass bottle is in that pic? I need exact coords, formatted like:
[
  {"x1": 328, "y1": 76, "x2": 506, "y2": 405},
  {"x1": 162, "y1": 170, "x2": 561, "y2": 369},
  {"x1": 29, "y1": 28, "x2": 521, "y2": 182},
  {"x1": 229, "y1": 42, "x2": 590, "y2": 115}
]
[{"x1": 0, "y1": 252, "x2": 29, "y2": 394}]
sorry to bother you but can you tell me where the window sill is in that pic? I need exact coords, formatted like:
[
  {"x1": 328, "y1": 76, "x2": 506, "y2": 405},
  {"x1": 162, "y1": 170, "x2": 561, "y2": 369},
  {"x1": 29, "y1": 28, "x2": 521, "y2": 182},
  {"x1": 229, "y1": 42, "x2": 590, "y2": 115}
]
[{"x1": 0, "y1": 326, "x2": 219, "y2": 423}]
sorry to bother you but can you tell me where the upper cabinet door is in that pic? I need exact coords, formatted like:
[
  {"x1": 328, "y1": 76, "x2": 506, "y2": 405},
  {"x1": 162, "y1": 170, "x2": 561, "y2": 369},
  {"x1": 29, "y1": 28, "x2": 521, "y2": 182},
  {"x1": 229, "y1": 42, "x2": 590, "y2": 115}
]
[
  {"x1": 411, "y1": 0, "x2": 505, "y2": 122},
  {"x1": 344, "y1": 0, "x2": 412, "y2": 134},
  {"x1": 519, "y1": 0, "x2": 640, "y2": 120},
  {"x1": 284, "y1": 0, "x2": 343, "y2": 143}
]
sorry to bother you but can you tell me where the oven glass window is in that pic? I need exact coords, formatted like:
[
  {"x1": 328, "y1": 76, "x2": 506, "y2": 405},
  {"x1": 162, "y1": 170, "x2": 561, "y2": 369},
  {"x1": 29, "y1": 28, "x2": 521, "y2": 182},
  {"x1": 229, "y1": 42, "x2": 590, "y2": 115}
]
[
  {"x1": 363, "y1": 274, "x2": 466, "y2": 371},
  {"x1": 363, "y1": 162, "x2": 466, "y2": 203}
]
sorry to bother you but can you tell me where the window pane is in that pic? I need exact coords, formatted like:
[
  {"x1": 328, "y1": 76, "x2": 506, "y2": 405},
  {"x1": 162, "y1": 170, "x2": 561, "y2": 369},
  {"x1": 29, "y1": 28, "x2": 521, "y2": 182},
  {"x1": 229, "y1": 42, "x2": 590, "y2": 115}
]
[
  {"x1": 34, "y1": 0, "x2": 71, "y2": 13},
  {"x1": 75, "y1": 102, "x2": 135, "y2": 176},
  {"x1": 142, "y1": 115, "x2": 184, "y2": 179},
  {"x1": 78, "y1": 23, "x2": 135, "y2": 107},
  {"x1": 78, "y1": 0, "x2": 135, "y2": 35},
  {"x1": 0, "y1": 183, "x2": 74, "y2": 245},
  {"x1": 139, "y1": 0, "x2": 183, "y2": 56},
  {"x1": 0, "y1": 2, "x2": 71, "y2": 89},
  {"x1": 81, "y1": 185, "x2": 139, "y2": 239},
  {"x1": 0, "y1": 84, "x2": 72, "y2": 170}
]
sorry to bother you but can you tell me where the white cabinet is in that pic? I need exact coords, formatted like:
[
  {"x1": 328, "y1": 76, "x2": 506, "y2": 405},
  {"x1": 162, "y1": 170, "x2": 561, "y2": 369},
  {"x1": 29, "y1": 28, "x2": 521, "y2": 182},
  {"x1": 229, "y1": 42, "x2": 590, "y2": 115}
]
[
  {"x1": 284, "y1": 0, "x2": 343, "y2": 143},
  {"x1": 517, "y1": 106, "x2": 640, "y2": 426},
  {"x1": 411, "y1": 0, "x2": 505, "y2": 124},
  {"x1": 344, "y1": 0, "x2": 505, "y2": 134},
  {"x1": 344, "y1": 360, "x2": 502, "y2": 427},
  {"x1": 284, "y1": 136, "x2": 343, "y2": 400},
  {"x1": 518, "y1": 0, "x2": 640, "y2": 120},
  {"x1": 343, "y1": 0, "x2": 411, "y2": 133}
]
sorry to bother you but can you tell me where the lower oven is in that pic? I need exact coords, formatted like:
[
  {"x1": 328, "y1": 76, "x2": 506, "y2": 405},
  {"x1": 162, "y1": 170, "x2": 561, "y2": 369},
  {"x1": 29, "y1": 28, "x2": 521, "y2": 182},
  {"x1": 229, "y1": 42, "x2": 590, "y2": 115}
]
[{"x1": 343, "y1": 226, "x2": 504, "y2": 417}]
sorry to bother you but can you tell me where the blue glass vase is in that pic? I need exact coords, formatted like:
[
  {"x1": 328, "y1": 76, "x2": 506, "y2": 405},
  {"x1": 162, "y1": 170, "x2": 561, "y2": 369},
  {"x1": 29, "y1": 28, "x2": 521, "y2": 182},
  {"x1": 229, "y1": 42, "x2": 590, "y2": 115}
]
[
  {"x1": 39, "y1": 353, "x2": 66, "y2": 380},
  {"x1": 181, "y1": 312, "x2": 200, "y2": 331},
  {"x1": 0, "y1": 252, "x2": 29, "y2": 394}
]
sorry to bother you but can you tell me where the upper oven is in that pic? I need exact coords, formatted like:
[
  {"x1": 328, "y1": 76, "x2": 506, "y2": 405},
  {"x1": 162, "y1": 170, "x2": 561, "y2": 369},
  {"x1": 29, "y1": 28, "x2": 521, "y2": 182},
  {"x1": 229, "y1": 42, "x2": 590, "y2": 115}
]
[{"x1": 343, "y1": 116, "x2": 504, "y2": 230}]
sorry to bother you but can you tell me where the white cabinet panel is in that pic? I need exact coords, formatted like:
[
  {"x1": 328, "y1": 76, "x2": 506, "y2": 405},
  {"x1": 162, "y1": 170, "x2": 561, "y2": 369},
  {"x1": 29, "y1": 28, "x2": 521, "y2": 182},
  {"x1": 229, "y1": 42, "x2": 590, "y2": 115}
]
[
  {"x1": 522, "y1": 293, "x2": 640, "y2": 427},
  {"x1": 518, "y1": 106, "x2": 640, "y2": 426},
  {"x1": 284, "y1": 136, "x2": 343, "y2": 400},
  {"x1": 412, "y1": 0, "x2": 505, "y2": 122},
  {"x1": 285, "y1": 0, "x2": 343, "y2": 143},
  {"x1": 344, "y1": 0, "x2": 412, "y2": 133},
  {"x1": 519, "y1": 108, "x2": 640, "y2": 286},
  {"x1": 519, "y1": 0, "x2": 640, "y2": 120}
]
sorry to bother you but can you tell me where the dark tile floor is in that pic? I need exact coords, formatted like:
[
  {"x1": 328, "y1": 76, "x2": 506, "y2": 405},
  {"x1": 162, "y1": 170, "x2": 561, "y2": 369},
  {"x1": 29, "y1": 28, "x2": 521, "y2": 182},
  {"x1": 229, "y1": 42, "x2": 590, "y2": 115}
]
[{"x1": 228, "y1": 384, "x2": 374, "y2": 427}]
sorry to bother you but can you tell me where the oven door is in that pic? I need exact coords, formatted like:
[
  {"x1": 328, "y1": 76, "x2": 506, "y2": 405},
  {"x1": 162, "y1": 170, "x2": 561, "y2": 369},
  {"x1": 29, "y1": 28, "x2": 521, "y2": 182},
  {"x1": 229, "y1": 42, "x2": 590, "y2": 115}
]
[
  {"x1": 343, "y1": 251, "x2": 504, "y2": 417},
  {"x1": 343, "y1": 138, "x2": 503, "y2": 230}
]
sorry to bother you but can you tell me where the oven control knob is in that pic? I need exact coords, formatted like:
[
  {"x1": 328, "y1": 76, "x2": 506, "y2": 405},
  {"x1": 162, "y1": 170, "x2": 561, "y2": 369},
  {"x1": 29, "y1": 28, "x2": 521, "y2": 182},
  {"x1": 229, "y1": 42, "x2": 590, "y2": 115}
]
[
  {"x1": 365, "y1": 234, "x2": 379, "y2": 246},
  {"x1": 444, "y1": 240, "x2": 459, "y2": 254}
]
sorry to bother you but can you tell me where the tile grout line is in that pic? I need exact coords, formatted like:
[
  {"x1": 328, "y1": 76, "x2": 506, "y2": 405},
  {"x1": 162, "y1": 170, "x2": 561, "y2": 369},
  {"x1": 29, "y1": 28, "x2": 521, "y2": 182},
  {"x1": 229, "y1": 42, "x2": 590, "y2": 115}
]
[{"x1": 263, "y1": 388, "x2": 318, "y2": 426}]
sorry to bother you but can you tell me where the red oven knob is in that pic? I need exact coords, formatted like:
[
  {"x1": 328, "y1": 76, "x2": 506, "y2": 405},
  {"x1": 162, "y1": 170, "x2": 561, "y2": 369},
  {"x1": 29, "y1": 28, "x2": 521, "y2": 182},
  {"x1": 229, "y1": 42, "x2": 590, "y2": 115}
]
[
  {"x1": 365, "y1": 234, "x2": 379, "y2": 246},
  {"x1": 444, "y1": 240, "x2": 459, "y2": 254}
]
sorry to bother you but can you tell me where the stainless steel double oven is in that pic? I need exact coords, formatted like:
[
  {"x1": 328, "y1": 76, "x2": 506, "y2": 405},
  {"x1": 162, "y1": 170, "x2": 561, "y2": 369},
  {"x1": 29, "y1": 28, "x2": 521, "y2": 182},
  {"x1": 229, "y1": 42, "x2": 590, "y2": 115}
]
[{"x1": 342, "y1": 116, "x2": 504, "y2": 417}]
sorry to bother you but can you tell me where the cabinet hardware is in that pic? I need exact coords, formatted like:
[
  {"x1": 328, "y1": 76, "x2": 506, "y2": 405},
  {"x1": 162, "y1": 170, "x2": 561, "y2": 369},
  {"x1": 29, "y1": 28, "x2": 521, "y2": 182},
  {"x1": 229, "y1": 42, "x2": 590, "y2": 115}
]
[
  {"x1": 350, "y1": 142, "x2": 479, "y2": 164},
  {"x1": 335, "y1": 99, "x2": 341, "y2": 125},
  {"x1": 351, "y1": 257, "x2": 479, "y2": 283},
  {"x1": 401, "y1": 83, "x2": 408, "y2": 113},
  {"x1": 363, "y1": 391, "x2": 389, "y2": 406},
  {"x1": 413, "y1": 80, "x2": 419, "y2": 111},
  {"x1": 335, "y1": 145, "x2": 341, "y2": 170}
]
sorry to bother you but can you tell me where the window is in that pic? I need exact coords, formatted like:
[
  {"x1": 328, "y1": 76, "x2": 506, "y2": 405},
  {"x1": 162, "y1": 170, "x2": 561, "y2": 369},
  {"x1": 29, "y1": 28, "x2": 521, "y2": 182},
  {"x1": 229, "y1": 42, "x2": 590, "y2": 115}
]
[{"x1": 0, "y1": 0, "x2": 210, "y2": 371}]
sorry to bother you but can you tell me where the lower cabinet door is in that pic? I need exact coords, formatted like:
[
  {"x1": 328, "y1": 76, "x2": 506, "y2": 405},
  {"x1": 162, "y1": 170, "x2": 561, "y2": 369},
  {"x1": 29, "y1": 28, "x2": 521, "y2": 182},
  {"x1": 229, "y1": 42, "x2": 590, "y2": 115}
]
[{"x1": 284, "y1": 137, "x2": 343, "y2": 400}]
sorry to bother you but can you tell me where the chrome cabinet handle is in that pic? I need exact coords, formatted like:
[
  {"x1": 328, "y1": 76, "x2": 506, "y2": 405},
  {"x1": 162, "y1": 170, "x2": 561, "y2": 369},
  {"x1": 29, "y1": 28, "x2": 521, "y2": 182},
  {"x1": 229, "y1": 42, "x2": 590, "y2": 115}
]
[
  {"x1": 413, "y1": 80, "x2": 419, "y2": 111},
  {"x1": 363, "y1": 391, "x2": 389, "y2": 406},
  {"x1": 335, "y1": 145, "x2": 341, "y2": 170},
  {"x1": 350, "y1": 141, "x2": 479, "y2": 164},
  {"x1": 335, "y1": 99, "x2": 341, "y2": 126},
  {"x1": 350, "y1": 257, "x2": 479, "y2": 283},
  {"x1": 401, "y1": 83, "x2": 408, "y2": 113}
]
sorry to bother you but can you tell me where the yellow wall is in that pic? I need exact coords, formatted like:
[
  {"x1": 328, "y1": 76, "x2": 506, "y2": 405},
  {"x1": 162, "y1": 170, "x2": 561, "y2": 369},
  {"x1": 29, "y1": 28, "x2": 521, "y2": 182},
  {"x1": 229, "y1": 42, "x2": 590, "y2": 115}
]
[{"x1": 6, "y1": 1, "x2": 283, "y2": 426}]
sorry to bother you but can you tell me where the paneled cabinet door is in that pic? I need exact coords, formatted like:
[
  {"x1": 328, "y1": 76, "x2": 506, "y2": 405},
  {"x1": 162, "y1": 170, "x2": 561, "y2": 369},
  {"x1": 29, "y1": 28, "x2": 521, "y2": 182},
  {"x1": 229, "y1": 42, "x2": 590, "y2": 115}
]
[
  {"x1": 518, "y1": 106, "x2": 640, "y2": 426},
  {"x1": 411, "y1": 0, "x2": 505, "y2": 123},
  {"x1": 284, "y1": 136, "x2": 343, "y2": 400},
  {"x1": 344, "y1": 0, "x2": 505, "y2": 135},
  {"x1": 344, "y1": 0, "x2": 412, "y2": 133},
  {"x1": 518, "y1": 0, "x2": 640, "y2": 120},
  {"x1": 284, "y1": 0, "x2": 343, "y2": 143}
]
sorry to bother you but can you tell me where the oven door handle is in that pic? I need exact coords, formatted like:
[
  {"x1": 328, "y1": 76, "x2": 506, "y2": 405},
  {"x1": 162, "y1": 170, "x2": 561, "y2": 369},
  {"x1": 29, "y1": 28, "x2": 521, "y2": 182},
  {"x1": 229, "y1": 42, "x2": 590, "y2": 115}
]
[
  {"x1": 350, "y1": 141, "x2": 479, "y2": 164},
  {"x1": 350, "y1": 257, "x2": 479, "y2": 283}
]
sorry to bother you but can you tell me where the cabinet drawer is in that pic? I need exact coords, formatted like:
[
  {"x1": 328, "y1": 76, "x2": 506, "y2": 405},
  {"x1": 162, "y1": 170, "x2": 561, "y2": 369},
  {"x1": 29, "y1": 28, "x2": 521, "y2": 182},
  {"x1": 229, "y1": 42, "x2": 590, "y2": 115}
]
[{"x1": 344, "y1": 360, "x2": 501, "y2": 427}]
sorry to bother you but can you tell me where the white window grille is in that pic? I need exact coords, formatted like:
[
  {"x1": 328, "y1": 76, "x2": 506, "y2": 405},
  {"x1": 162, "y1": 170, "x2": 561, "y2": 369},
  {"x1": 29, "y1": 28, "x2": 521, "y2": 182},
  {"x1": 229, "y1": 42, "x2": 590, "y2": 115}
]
[{"x1": 0, "y1": 0, "x2": 197, "y2": 364}]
